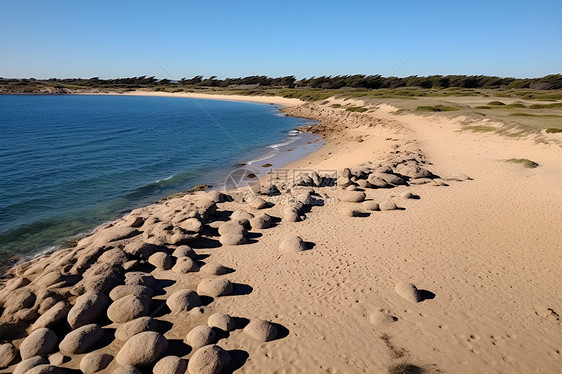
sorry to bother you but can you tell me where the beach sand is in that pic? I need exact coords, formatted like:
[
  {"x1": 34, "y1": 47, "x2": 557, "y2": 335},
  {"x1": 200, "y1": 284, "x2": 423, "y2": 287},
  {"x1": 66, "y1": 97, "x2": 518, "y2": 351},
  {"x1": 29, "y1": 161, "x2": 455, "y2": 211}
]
[{"x1": 1, "y1": 93, "x2": 561, "y2": 374}]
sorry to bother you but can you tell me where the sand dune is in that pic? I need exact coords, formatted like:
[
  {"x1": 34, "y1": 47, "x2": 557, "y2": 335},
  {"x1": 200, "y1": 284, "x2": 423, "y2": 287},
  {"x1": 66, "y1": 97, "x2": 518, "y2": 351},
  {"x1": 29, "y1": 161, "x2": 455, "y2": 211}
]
[{"x1": 0, "y1": 94, "x2": 561, "y2": 374}]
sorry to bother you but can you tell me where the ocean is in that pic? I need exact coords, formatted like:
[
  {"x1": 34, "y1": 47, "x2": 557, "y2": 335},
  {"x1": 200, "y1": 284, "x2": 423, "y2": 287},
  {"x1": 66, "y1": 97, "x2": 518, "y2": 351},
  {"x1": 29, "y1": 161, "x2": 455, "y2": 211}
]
[{"x1": 0, "y1": 94, "x2": 319, "y2": 267}]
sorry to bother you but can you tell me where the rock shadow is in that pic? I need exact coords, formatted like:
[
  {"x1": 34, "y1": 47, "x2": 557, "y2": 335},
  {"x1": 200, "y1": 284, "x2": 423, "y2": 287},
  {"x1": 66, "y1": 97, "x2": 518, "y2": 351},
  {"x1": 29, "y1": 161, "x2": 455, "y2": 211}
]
[
  {"x1": 419, "y1": 289, "x2": 436, "y2": 301},
  {"x1": 230, "y1": 283, "x2": 253, "y2": 296},
  {"x1": 224, "y1": 349, "x2": 250, "y2": 373}
]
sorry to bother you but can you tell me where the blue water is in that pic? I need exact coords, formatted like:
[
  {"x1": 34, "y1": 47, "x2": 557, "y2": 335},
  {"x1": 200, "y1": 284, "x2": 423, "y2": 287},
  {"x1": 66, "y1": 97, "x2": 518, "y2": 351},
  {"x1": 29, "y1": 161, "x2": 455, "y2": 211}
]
[{"x1": 0, "y1": 94, "x2": 313, "y2": 265}]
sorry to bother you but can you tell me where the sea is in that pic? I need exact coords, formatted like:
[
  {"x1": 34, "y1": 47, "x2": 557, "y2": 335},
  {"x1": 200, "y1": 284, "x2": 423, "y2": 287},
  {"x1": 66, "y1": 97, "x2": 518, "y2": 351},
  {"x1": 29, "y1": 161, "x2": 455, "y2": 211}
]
[{"x1": 0, "y1": 94, "x2": 320, "y2": 267}]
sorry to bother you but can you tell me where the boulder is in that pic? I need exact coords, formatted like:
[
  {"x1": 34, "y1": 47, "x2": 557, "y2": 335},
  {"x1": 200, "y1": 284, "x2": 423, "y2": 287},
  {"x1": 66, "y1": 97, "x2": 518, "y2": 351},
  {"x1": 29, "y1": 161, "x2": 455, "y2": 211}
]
[
  {"x1": 249, "y1": 197, "x2": 268, "y2": 209},
  {"x1": 184, "y1": 325, "x2": 216, "y2": 348},
  {"x1": 243, "y1": 319, "x2": 278, "y2": 342},
  {"x1": 112, "y1": 365, "x2": 142, "y2": 374},
  {"x1": 172, "y1": 257, "x2": 199, "y2": 273},
  {"x1": 107, "y1": 295, "x2": 151, "y2": 323},
  {"x1": 148, "y1": 252, "x2": 173, "y2": 270},
  {"x1": 340, "y1": 206, "x2": 361, "y2": 217},
  {"x1": 341, "y1": 191, "x2": 366, "y2": 203},
  {"x1": 363, "y1": 201, "x2": 379, "y2": 211},
  {"x1": 25, "y1": 364, "x2": 64, "y2": 374},
  {"x1": 109, "y1": 285, "x2": 153, "y2": 302},
  {"x1": 394, "y1": 281, "x2": 422, "y2": 303},
  {"x1": 48, "y1": 352, "x2": 68, "y2": 366},
  {"x1": 124, "y1": 272, "x2": 155, "y2": 287},
  {"x1": 187, "y1": 345, "x2": 231, "y2": 374},
  {"x1": 197, "y1": 278, "x2": 234, "y2": 297},
  {"x1": 369, "y1": 309, "x2": 397, "y2": 325},
  {"x1": 19, "y1": 328, "x2": 59, "y2": 359},
  {"x1": 250, "y1": 214, "x2": 272, "y2": 229},
  {"x1": 279, "y1": 236, "x2": 307, "y2": 253},
  {"x1": 166, "y1": 289, "x2": 202, "y2": 314},
  {"x1": 400, "y1": 191, "x2": 414, "y2": 199},
  {"x1": 380, "y1": 200, "x2": 397, "y2": 211},
  {"x1": 123, "y1": 242, "x2": 160, "y2": 260},
  {"x1": 13, "y1": 357, "x2": 49, "y2": 374},
  {"x1": 115, "y1": 317, "x2": 160, "y2": 341},
  {"x1": 153, "y1": 356, "x2": 187, "y2": 374},
  {"x1": 207, "y1": 313, "x2": 235, "y2": 332},
  {"x1": 115, "y1": 331, "x2": 168, "y2": 367},
  {"x1": 97, "y1": 248, "x2": 128, "y2": 266},
  {"x1": 219, "y1": 233, "x2": 247, "y2": 246},
  {"x1": 74, "y1": 262, "x2": 124, "y2": 294},
  {"x1": 0, "y1": 342, "x2": 17, "y2": 368},
  {"x1": 80, "y1": 352, "x2": 113, "y2": 374},
  {"x1": 32, "y1": 301, "x2": 70, "y2": 331},
  {"x1": 230, "y1": 210, "x2": 254, "y2": 222},
  {"x1": 59, "y1": 324, "x2": 104, "y2": 354},
  {"x1": 218, "y1": 222, "x2": 247, "y2": 236},
  {"x1": 202, "y1": 263, "x2": 231, "y2": 276},
  {"x1": 67, "y1": 291, "x2": 109, "y2": 329},
  {"x1": 172, "y1": 245, "x2": 196, "y2": 259}
]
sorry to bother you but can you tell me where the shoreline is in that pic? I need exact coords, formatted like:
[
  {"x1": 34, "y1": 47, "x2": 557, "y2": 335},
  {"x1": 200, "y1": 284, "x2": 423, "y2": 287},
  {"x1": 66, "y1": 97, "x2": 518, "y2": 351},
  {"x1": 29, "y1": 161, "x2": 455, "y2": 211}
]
[{"x1": 1, "y1": 95, "x2": 561, "y2": 373}]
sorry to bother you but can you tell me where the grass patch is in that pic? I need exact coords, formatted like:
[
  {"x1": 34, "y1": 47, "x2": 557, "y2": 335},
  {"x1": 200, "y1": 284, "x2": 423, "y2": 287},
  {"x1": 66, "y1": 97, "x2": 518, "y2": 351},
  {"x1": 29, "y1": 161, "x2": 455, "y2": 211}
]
[
  {"x1": 545, "y1": 127, "x2": 562, "y2": 133},
  {"x1": 487, "y1": 100, "x2": 505, "y2": 105},
  {"x1": 509, "y1": 113, "x2": 561, "y2": 118},
  {"x1": 330, "y1": 103, "x2": 342, "y2": 108},
  {"x1": 415, "y1": 105, "x2": 459, "y2": 112},
  {"x1": 505, "y1": 158, "x2": 539, "y2": 168},
  {"x1": 529, "y1": 102, "x2": 562, "y2": 109},
  {"x1": 474, "y1": 105, "x2": 491, "y2": 109},
  {"x1": 345, "y1": 106, "x2": 368, "y2": 112},
  {"x1": 388, "y1": 364, "x2": 425, "y2": 374},
  {"x1": 463, "y1": 125, "x2": 496, "y2": 132}
]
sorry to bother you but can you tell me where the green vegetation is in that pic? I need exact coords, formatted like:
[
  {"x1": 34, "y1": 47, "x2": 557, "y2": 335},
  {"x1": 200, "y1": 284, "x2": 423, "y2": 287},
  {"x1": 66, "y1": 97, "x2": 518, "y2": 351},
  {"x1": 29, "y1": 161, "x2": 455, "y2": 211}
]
[
  {"x1": 505, "y1": 158, "x2": 539, "y2": 168},
  {"x1": 529, "y1": 103, "x2": 562, "y2": 109},
  {"x1": 463, "y1": 125, "x2": 497, "y2": 132},
  {"x1": 475, "y1": 105, "x2": 491, "y2": 109},
  {"x1": 345, "y1": 106, "x2": 369, "y2": 112},
  {"x1": 330, "y1": 103, "x2": 342, "y2": 108},
  {"x1": 415, "y1": 105, "x2": 459, "y2": 112},
  {"x1": 545, "y1": 128, "x2": 562, "y2": 133},
  {"x1": 488, "y1": 100, "x2": 505, "y2": 105},
  {"x1": 509, "y1": 113, "x2": 561, "y2": 118},
  {"x1": 388, "y1": 364, "x2": 425, "y2": 374}
]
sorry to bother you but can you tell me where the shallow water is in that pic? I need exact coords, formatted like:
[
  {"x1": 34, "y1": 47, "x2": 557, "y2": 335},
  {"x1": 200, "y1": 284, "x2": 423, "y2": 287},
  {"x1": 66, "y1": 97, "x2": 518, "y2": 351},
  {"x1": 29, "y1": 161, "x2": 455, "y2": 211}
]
[{"x1": 0, "y1": 94, "x2": 317, "y2": 265}]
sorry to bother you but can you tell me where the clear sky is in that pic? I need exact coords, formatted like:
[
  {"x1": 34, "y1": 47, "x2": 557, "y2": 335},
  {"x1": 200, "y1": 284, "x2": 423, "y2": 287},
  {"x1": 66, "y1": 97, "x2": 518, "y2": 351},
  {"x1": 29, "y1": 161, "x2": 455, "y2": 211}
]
[{"x1": 1, "y1": 0, "x2": 561, "y2": 79}]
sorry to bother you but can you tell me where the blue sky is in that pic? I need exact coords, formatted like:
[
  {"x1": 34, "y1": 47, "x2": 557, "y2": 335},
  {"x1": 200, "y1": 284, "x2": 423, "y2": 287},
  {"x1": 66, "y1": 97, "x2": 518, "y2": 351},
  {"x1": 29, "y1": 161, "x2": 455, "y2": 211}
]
[{"x1": 1, "y1": 0, "x2": 561, "y2": 79}]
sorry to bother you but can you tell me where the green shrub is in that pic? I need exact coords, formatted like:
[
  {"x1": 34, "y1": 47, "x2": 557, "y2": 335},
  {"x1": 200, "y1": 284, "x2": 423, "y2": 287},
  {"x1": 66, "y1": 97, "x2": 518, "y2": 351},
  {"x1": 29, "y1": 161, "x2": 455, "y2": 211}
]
[
  {"x1": 346, "y1": 106, "x2": 368, "y2": 112},
  {"x1": 545, "y1": 127, "x2": 562, "y2": 133},
  {"x1": 487, "y1": 100, "x2": 505, "y2": 105},
  {"x1": 331, "y1": 104, "x2": 342, "y2": 108},
  {"x1": 505, "y1": 158, "x2": 539, "y2": 168},
  {"x1": 415, "y1": 105, "x2": 459, "y2": 112}
]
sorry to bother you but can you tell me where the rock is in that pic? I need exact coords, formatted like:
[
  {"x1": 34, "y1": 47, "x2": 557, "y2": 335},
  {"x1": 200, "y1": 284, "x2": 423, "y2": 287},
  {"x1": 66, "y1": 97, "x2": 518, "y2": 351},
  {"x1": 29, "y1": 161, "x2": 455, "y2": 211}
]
[
  {"x1": 32, "y1": 301, "x2": 70, "y2": 330},
  {"x1": 166, "y1": 289, "x2": 202, "y2": 314},
  {"x1": 395, "y1": 164, "x2": 433, "y2": 179},
  {"x1": 377, "y1": 172, "x2": 405, "y2": 185},
  {"x1": 187, "y1": 345, "x2": 231, "y2": 374},
  {"x1": 394, "y1": 281, "x2": 422, "y2": 303},
  {"x1": 67, "y1": 291, "x2": 109, "y2": 329},
  {"x1": 341, "y1": 191, "x2": 366, "y2": 203},
  {"x1": 249, "y1": 214, "x2": 272, "y2": 229},
  {"x1": 202, "y1": 263, "x2": 231, "y2": 276},
  {"x1": 112, "y1": 365, "x2": 142, "y2": 374},
  {"x1": 195, "y1": 198, "x2": 217, "y2": 219},
  {"x1": 38, "y1": 296, "x2": 61, "y2": 315},
  {"x1": 243, "y1": 319, "x2": 278, "y2": 342},
  {"x1": 446, "y1": 173, "x2": 471, "y2": 181},
  {"x1": 178, "y1": 217, "x2": 204, "y2": 233},
  {"x1": 367, "y1": 175, "x2": 390, "y2": 188},
  {"x1": 97, "y1": 248, "x2": 128, "y2": 266},
  {"x1": 109, "y1": 285, "x2": 153, "y2": 301},
  {"x1": 279, "y1": 236, "x2": 307, "y2": 253},
  {"x1": 19, "y1": 328, "x2": 58, "y2": 359},
  {"x1": 153, "y1": 356, "x2": 187, "y2": 374},
  {"x1": 0, "y1": 342, "x2": 17, "y2": 368},
  {"x1": 380, "y1": 200, "x2": 397, "y2": 211},
  {"x1": 370, "y1": 309, "x2": 397, "y2": 325},
  {"x1": 124, "y1": 272, "x2": 155, "y2": 287},
  {"x1": 363, "y1": 201, "x2": 379, "y2": 211},
  {"x1": 230, "y1": 210, "x2": 254, "y2": 222},
  {"x1": 80, "y1": 352, "x2": 112, "y2": 373},
  {"x1": 284, "y1": 207, "x2": 301, "y2": 222},
  {"x1": 356, "y1": 179, "x2": 371, "y2": 189},
  {"x1": 206, "y1": 190, "x2": 226, "y2": 203},
  {"x1": 59, "y1": 324, "x2": 104, "y2": 354},
  {"x1": 342, "y1": 167, "x2": 352, "y2": 179},
  {"x1": 13, "y1": 357, "x2": 49, "y2": 374},
  {"x1": 207, "y1": 313, "x2": 235, "y2": 332},
  {"x1": 172, "y1": 245, "x2": 196, "y2": 258},
  {"x1": 25, "y1": 364, "x2": 64, "y2": 374},
  {"x1": 92, "y1": 227, "x2": 140, "y2": 246},
  {"x1": 124, "y1": 242, "x2": 160, "y2": 260},
  {"x1": 172, "y1": 257, "x2": 199, "y2": 273},
  {"x1": 184, "y1": 325, "x2": 216, "y2": 348},
  {"x1": 340, "y1": 206, "x2": 361, "y2": 217},
  {"x1": 433, "y1": 178, "x2": 448, "y2": 186},
  {"x1": 249, "y1": 197, "x2": 268, "y2": 209},
  {"x1": 74, "y1": 262, "x2": 124, "y2": 294},
  {"x1": 197, "y1": 278, "x2": 234, "y2": 297},
  {"x1": 148, "y1": 252, "x2": 173, "y2": 270},
  {"x1": 400, "y1": 191, "x2": 414, "y2": 199},
  {"x1": 346, "y1": 184, "x2": 358, "y2": 191},
  {"x1": 219, "y1": 233, "x2": 247, "y2": 246},
  {"x1": 32, "y1": 271, "x2": 65, "y2": 289},
  {"x1": 115, "y1": 316, "x2": 160, "y2": 341},
  {"x1": 218, "y1": 222, "x2": 247, "y2": 236},
  {"x1": 116, "y1": 331, "x2": 168, "y2": 367},
  {"x1": 48, "y1": 352, "x2": 68, "y2": 366},
  {"x1": 107, "y1": 295, "x2": 151, "y2": 323},
  {"x1": 4, "y1": 289, "x2": 36, "y2": 314}
]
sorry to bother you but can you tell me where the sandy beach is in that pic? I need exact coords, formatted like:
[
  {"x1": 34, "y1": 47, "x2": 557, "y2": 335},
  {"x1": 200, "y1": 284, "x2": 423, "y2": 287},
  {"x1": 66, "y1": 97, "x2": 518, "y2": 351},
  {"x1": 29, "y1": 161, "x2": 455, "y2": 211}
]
[{"x1": 1, "y1": 92, "x2": 561, "y2": 374}]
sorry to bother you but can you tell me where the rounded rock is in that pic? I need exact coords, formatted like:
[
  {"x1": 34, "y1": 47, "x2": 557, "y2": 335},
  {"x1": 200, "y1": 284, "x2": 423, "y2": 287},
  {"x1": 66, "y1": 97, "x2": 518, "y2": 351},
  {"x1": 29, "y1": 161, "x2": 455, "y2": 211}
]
[
  {"x1": 153, "y1": 356, "x2": 187, "y2": 374},
  {"x1": 249, "y1": 214, "x2": 272, "y2": 230},
  {"x1": 184, "y1": 325, "x2": 216, "y2": 349},
  {"x1": 202, "y1": 263, "x2": 231, "y2": 276},
  {"x1": 380, "y1": 200, "x2": 397, "y2": 211},
  {"x1": 243, "y1": 319, "x2": 278, "y2": 342},
  {"x1": 148, "y1": 252, "x2": 173, "y2": 270},
  {"x1": 116, "y1": 331, "x2": 169, "y2": 367},
  {"x1": 394, "y1": 281, "x2": 422, "y2": 303},
  {"x1": 124, "y1": 272, "x2": 155, "y2": 287},
  {"x1": 207, "y1": 313, "x2": 235, "y2": 332},
  {"x1": 172, "y1": 256, "x2": 199, "y2": 273},
  {"x1": 363, "y1": 201, "x2": 380, "y2": 211},
  {"x1": 197, "y1": 278, "x2": 234, "y2": 297},
  {"x1": 166, "y1": 289, "x2": 202, "y2": 314},
  {"x1": 109, "y1": 285, "x2": 153, "y2": 301},
  {"x1": 32, "y1": 301, "x2": 70, "y2": 331},
  {"x1": 172, "y1": 245, "x2": 196, "y2": 259},
  {"x1": 13, "y1": 357, "x2": 49, "y2": 374},
  {"x1": 219, "y1": 233, "x2": 247, "y2": 246},
  {"x1": 80, "y1": 352, "x2": 113, "y2": 374},
  {"x1": 187, "y1": 345, "x2": 231, "y2": 374},
  {"x1": 107, "y1": 295, "x2": 152, "y2": 323},
  {"x1": 59, "y1": 324, "x2": 104, "y2": 355},
  {"x1": 341, "y1": 191, "x2": 366, "y2": 203},
  {"x1": 0, "y1": 342, "x2": 17, "y2": 368},
  {"x1": 279, "y1": 236, "x2": 307, "y2": 253},
  {"x1": 19, "y1": 328, "x2": 59, "y2": 359},
  {"x1": 115, "y1": 316, "x2": 160, "y2": 341}
]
